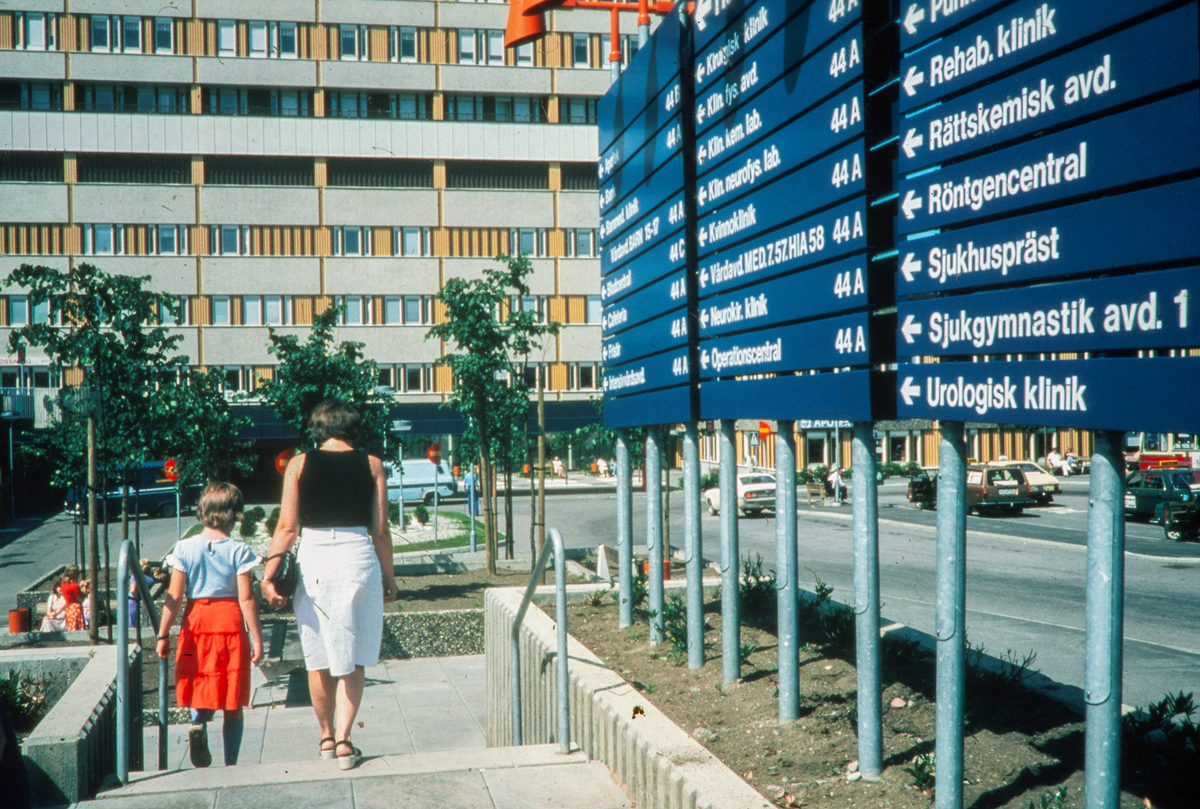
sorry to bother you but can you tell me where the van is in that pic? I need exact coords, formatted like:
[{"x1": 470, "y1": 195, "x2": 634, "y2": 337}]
[
  {"x1": 64, "y1": 461, "x2": 201, "y2": 519},
  {"x1": 385, "y1": 459, "x2": 457, "y2": 505}
]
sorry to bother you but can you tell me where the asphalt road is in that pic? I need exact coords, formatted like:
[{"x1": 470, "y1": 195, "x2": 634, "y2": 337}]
[{"x1": 4, "y1": 477, "x2": 1197, "y2": 710}]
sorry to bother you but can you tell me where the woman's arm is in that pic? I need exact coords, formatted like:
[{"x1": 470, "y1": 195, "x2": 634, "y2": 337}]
[
  {"x1": 368, "y1": 455, "x2": 396, "y2": 603},
  {"x1": 261, "y1": 453, "x2": 305, "y2": 608},
  {"x1": 155, "y1": 569, "x2": 187, "y2": 659},
  {"x1": 237, "y1": 572, "x2": 264, "y2": 664}
]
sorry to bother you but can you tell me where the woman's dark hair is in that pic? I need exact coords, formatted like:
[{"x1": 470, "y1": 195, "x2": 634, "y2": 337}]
[{"x1": 308, "y1": 397, "x2": 361, "y2": 445}]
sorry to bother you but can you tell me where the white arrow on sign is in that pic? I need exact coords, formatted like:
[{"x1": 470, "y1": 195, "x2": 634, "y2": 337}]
[
  {"x1": 700, "y1": 350, "x2": 710, "y2": 369},
  {"x1": 903, "y1": 3, "x2": 926, "y2": 35},
  {"x1": 899, "y1": 376, "x2": 921, "y2": 406},
  {"x1": 700, "y1": 309, "x2": 710, "y2": 328},
  {"x1": 698, "y1": 229, "x2": 708, "y2": 247},
  {"x1": 901, "y1": 314, "x2": 923, "y2": 344},
  {"x1": 700, "y1": 267, "x2": 710, "y2": 288},
  {"x1": 698, "y1": 186, "x2": 708, "y2": 206},
  {"x1": 902, "y1": 128, "x2": 924, "y2": 159},
  {"x1": 695, "y1": 0, "x2": 711, "y2": 30},
  {"x1": 696, "y1": 65, "x2": 706, "y2": 84},
  {"x1": 900, "y1": 252, "x2": 921, "y2": 283},
  {"x1": 698, "y1": 144, "x2": 708, "y2": 164},
  {"x1": 901, "y1": 189, "x2": 922, "y2": 220},
  {"x1": 696, "y1": 106, "x2": 706, "y2": 125},
  {"x1": 903, "y1": 65, "x2": 925, "y2": 97}
]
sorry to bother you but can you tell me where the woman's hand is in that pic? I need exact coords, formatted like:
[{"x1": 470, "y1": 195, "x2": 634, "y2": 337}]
[
  {"x1": 156, "y1": 636, "x2": 170, "y2": 659},
  {"x1": 260, "y1": 577, "x2": 288, "y2": 609}
]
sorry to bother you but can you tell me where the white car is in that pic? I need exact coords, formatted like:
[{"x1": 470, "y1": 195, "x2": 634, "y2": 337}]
[
  {"x1": 987, "y1": 460, "x2": 1060, "y2": 504},
  {"x1": 703, "y1": 473, "x2": 777, "y2": 516}
]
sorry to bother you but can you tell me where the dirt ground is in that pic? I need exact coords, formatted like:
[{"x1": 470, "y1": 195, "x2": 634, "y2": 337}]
[{"x1": 566, "y1": 591, "x2": 1163, "y2": 809}]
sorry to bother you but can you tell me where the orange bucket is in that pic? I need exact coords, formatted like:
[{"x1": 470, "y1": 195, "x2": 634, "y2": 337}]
[
  {"x1": 9, "y1": 608, "x2": 31, "y2": 634},
  {"x1": 641, "y1": 560, "x2": 671, "y2": 580}
]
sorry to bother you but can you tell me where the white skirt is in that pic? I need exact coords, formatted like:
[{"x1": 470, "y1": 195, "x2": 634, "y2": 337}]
[{"x1": 294, "y1": 527, "x2": 383, "y2": 677}]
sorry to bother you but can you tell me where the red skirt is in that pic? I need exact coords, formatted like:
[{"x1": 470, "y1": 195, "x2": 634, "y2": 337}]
[
  {"x1": 175, "y1": 598, "x2": 251, "y2": 711},
  {"x1": 64, "y1": 602, "x2": 85, "y2": 631}
]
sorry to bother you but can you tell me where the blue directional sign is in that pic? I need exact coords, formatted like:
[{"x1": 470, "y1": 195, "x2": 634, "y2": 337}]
[
  {"x1": 898, "y1": 0, "x2": 1009, "y2": 53},
  {"x1": 897, "y1": 177, "x2": 1200, "y2": 297},
  {"x1": 605, "y1": 386, "x2": 694, "y2": 430},
  {"x1": 602, "y1": 347, "x2": 691, "y2": 398},
  {"x1": 600, "y1": 155, "x2": 684, "y2": 244},
  {"x1": 602, "y1": 306, "x2": 690, "y2": 364},
  {"x1": 701, "y1": 370, "x2": 876, "y2": 421},
  {"x1": 896, "y1": 357, "x2": 1200, "y2": 433},
  {"x1": 600, "y1": 240, "x2": 686, "y2": 305},
  {"x1": 897, "y1": 90, "x2": 1200, "y2": 234},
  {"x1": 601, "y1": 186, "x2": 687, "y2": 276},
  {"x1": 599, "y1": 113, "x2": 682, "y2": 217},
  {"x1": 598, "y1": 15, "x2": 682, "y2": 153},
  {"x1": 898, "y1": 0, "x2": 1177, "y2": 113},
  {"x1": 897, "y1": 266, "x2": 1200, "y2": 357},
  {"x1": 699, "y1": 312, "x2": 870, "y2": 379}
]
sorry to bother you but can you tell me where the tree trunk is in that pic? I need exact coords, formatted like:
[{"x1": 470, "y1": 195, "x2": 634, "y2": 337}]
[
  {"x1": 504, "y1": 466, "x2": 514, "y2": 560},
  {"x1": 480, "y1": 451, "x2": 495, "y2": 575}
]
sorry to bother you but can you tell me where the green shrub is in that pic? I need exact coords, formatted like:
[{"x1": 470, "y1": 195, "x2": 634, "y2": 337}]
[
  {"x1": 413, "y1": 503, "x2": 430, "y2": 524},
  {"x1": 1123, "y1": 691, "x2": 1199, "y2": 805},
  {"x1": 264, "y1": 507, "x2": 281, "y2": 536},
  {"x1": 0, "y1": 671, "x2": 49, "y2": 733},
  {"x1": 699, "y1": 469, "x2": 720, "y2": 490},
  {"x1": 739, "y1": 554, "x2": 775, "y2": 620},
  {"x1": 245, "y1": 506, "x2": 266, "y2": 522}
]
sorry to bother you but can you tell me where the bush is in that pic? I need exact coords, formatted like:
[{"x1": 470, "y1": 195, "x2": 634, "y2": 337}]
[
  {"x1": 239, "y1": 506, "x2": 266, "y2": 538},
  {"x1": 799, "y1": 465, "x2": 830, "y2": 485},
  {"x1": 699, "y1": 469, "x2": 720, "y2": 490},
  {"x1": 739, "y1": 554, "x2": 775, "y2": 620},
  {"x1": 1123, "y1": 692, "x2": 1199, "y2": 806},
  {"x1": 413, "y1": 503, "x2": 430, "y2": 524},
  {"x1": 0, "y1": 671, "x2": 50, "y2": 733},
  {"x1": 264, "y1": 506, "x2": 281, "y2": 536}
]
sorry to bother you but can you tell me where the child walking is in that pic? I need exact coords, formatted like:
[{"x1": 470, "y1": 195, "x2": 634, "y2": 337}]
[{"x1": 157, "y1": 482, "x2": 263, "y2": 768}]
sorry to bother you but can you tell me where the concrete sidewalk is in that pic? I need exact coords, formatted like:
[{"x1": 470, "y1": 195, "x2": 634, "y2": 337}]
[{"x1": 90, "y1": 655, "x2": 630, "y2": 808}]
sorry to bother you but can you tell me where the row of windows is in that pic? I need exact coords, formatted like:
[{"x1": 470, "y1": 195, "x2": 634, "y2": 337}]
[{"x1": 3, "y1": 12, "x2": 638, "y2": 69}]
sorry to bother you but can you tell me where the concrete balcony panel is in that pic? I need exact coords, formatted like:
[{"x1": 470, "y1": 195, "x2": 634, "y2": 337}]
[
  {"x1": 71, "y1": 53, "x2": 194, "y2": 84},
  {"x1": 0, "y1": 255, "x2": 69, "y2": 285},
  {"x1": 169, "y1": 327, "x2": 199, "y2": 362},
  {"x1": 320, "y1": 61, "x2": 436, "y2": 91},
  {"x1": 558, "y1": 324, "x2": 600, "y2": 360},
  {"x1": 200, "y1": 186, "x2": 319, "y2": 226},
  {"x1": 334, "y1": 326, "x2": 441, "y2": 364},
  {"x1": 11, "y1": 0, "x2": 64, "y2": 11},
  {"x1": 201, "y1": 326, "x2": 275, "y2": 366},
  {"x1": 0, "y1": 183, "x2": 68, "y2": 223},
  {"x1": 73, "y1": 184, "x2": 195, "y2": 224},
  {"x1": 558, "y1": 258, "x2": 600, "y2": 295},
  {"x1": 557, "y1": 191, "x2": 599, "y2": 229},
  {"x1": 438, "y1": 2, "x2": 508, "y2": 29},
  {"x1": 201, "y1": 256, "x2": 321, "y2": 294},
  {"x1": 0, "y1": 51, "x2": 66, "y2": 81},
  {"x1": 443, "y1": 256, "x2": 555, "y2": 295},
  {"x1": 324, "y1": 257, "x2": 440, "y2": 295},
  {"x1": 74, "y1": 0, "x2": 187, "y2": 15},
  {"x1": 196, "y1": 56, "x2": 318, "y2": 87},
  {"x1": 98, "y1": 255, "x2": 199, "y2": 294},
  {"x1": 443, "y1": 190, "x2": 553, "y2": 228},
  {"x1": 322, "y1": 0, "x2": 436, "y2": 26},
  {"x1": 323, "y1": 188, "x2": 438, "y2": 227},
  {"x1": 554, "y1": 68, "x2": 613, "y2": 98},
  {"x1": 439, "y1": 64, "x2": 551, "y2": 95},
  {"x1": 196, "y1": 0, "x2": 317, "y2": 21}
]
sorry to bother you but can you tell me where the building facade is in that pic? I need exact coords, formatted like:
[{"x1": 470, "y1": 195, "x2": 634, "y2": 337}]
[{"x1": 0, "y1": 0, "x2": 643, "y2": 421}]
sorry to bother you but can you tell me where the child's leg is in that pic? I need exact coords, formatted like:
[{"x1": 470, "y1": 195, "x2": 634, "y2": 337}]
[
  {"x1": 221, "y1": 708, "x2": 245, "y2": 765},
  {"x1": 190, "y1": 708, "x2": 215, "y2": 725}
]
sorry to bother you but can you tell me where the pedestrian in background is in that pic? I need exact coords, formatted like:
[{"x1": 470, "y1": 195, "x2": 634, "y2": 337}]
[
  {"x1": 828, "y1": 468, "x2": 847, "y2": 505},
  {"x1": 596, "y1": 457, "x2": 609, "y2": 478},
  {"x1": 262, "y1": 398, "x2": 397, "y2": 771},
  {"x1": 39, "y1": 580, "x2": 67, "y2": 632},
  {"x1": 157, "y1": 482, "x2": 264, "y2": 769},
  {"x1": 60, "y1": 565, "x2": 86, "y2": 631},
  {"x1": 463, "y1": 466, "x2": 479, "y2": 516}
]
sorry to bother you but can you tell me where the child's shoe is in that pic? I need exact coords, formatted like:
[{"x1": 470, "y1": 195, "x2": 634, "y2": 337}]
[{"x1": 189, "y1": 724, "x2": 212, "y2": 768}]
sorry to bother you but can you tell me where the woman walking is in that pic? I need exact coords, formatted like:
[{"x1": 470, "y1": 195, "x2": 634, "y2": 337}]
[
  {"x1": 156, "y1": 482, "x2": 264, "y2": 768},
  {"x1": 261, "y1": 398, "x2": 396, "y2": 770}
]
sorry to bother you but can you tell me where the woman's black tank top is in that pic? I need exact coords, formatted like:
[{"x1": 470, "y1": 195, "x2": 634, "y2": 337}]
[{"x1": 298, "y1": 449, "x2": 374, "y2": 529}]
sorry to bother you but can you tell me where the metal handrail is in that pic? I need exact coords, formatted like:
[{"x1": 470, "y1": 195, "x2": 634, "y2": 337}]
[
  {"x1": 511, "y1": 527, "x2": 569, "y2": 754},
  {"x1": 116, "y1": 539, "x2": 169, "y2": 783}
]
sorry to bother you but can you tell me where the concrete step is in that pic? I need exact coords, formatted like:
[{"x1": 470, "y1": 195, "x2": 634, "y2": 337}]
[{"x1": 96, "y1": 745, "x2": 631, "y2": 809}]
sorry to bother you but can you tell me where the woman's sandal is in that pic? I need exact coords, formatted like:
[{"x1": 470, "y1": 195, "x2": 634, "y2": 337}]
[
  {"x1": 319, "y1": 736, "x2": 337, "y2": 761},
  {"x1": 336, "y1": 739, "x2": 361, "y2": 771}
]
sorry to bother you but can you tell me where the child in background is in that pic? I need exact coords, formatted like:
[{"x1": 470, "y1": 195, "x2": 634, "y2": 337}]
[
  {"x1": 60, "y1": 566, "x2": 86, "y2": 631},
  {"x1": 157, "y1": 482, "x2": 263, "y2": 768}
]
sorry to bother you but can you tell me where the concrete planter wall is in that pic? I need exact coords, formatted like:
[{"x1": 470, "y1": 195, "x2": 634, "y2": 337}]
[
  {"x1": 485, "y1": 587, "x2": 772, "y2": 809},
  {"x1": 2, "y1": 645, "x2": 142, "y2": 806}
]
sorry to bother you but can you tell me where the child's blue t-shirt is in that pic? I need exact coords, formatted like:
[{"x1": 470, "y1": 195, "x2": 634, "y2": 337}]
[{"x1": 166, "y1": 535, "x2": 260, "y2": 599}]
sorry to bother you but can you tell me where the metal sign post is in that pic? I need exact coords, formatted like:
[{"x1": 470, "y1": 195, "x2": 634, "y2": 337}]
[
  {"x1": 851, "y1": 422, "x2": 881, "y2": 778},
  {"x1": 683, "y1": 421, "x2": 703, "y2": 669},
  {"x1": 616, "y1": 429, "x2": 633, "y2": 628},
  {"x1": 934, "y1": 422, "x2": 968, "y2": 809},
  {"x1": 775, "y1": 421, "x2": 798, "y2": 721},
  {"x1": 646, "y1": 426, "x2": 664, "y2": 645},
  {"x1": 718, "y1": 420, "x2": 740, "y2": 683}
]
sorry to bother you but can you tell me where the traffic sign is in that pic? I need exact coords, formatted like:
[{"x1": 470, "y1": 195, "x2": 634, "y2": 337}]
[
  {"x1": 604, "y1": 385, "x2": 693, "y2": 429},
  {"x1": 897, "y1": 265, "x2": 1200, "y2": 357},
  {"x1": 427, "y1": 442, "x2": 442, "y2": 465},
  {"x1": 898, "y1": 90, "x2": 1200, "y2": 234},
  {"x1": 275, "y1": 448, "x2": 295, "y2": 476},
  {"x1": 163, "y1": 458, "x2": 178, "y2": 482},
  {"x1": 602, "y1": 267, "x2": 687, "y2": 327}
]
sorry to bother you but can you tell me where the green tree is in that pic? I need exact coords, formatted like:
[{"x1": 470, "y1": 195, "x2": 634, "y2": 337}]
[
  {"x1": 154, "y1": 368, "x2": 255, "y2": 485},
  {"x1": 257, "y1": 304, "x2": 388, "y2": 453},
  {"x1": 426, "y1": 254, "x2": 558, "y2": 572}
]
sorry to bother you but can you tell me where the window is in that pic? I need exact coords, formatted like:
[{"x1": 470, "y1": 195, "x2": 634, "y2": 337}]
[
  {"x1": 395, "y1": 227, "x2": 432, "y2": 256},
  {"x1": 249, "y1": 22, "x2": 268, "y2": 57},
  {"x1": 516, "y1": 43, "x2": 533, "y2": 66},
  {"x1": 0, "y1": 83, "x2": 62, "y2": 112},
  {"x1": 395, "y1": 26, "x2": 417, "y2": 63},
  {"x1": 156, "y1": 224, "x2": 188, "y2": 255},
  {"x1": 9, "y1": 297, "x2": 29, "y2": 327},
  {"x1": 340, "y1": 25, "x2": 366, "y2": 60},
  {"x1": 212, "y1": 225, "x2": 251, "y2": 255},
  {"x1": 446, "y1": 95, "x2": 545, "y2": 123},
  {"x1": 510, "y1": 228, "x2": 549, "y2": 256},
  {"x1": 155, "y1": 18, "x2": 173, "y2": 54},
  {"x1": 84, "y1": 224, "x2": 122, "y2": 255},
  {"x1": 264, "y1": 296, "x2": 284, "y2": 325},
  {"x1": 384, "y1": 296, "x2": 401, "y2": 324},
  {"x1": 458, "y1": 30, "x2": 504, "y2": 65},
  {"x1": 159, "y1": 297, "x2": 188, "y2": 326},
  {"x1": 273, "y1": 90, "x2": 309, "y2": 116},
  {"x1": 487, "y1": 30, "x2": 504, "y2": 64},
  {"x1": 15, "y1": 12, "x2": 56, "y2": 51},
  {"x1": 221, "y1": 226, "x2": 240, "y2": 255},
  {"x1": 334, "y1": 227, "x2": 369, "y2": 256},
  {"x1": 218, "y1": 20, "x2": 236, "y2": 57},
  {"x1": 562, "y1": 97, "x2": 597, "y2": 124},
  {"x1": 91, "y1": 16, "x2": 111, "y2": 52},
  {"x1": 341, "y1": 296, "x2": 367, "y2": 325},
  {"x1": 211, "y1": 296, "x2": 231, "y2": 326},
  {"x1": 567, "y1": 229, "x2": 596, "y2": 257},
  {"x1": 586, "y1": 296, "x2": 602, "y2": 324},
  {"x1": 122, "y1": 16, "x2": 141, "y2": 53},
  {"x1": 275, "y1": 22, "x2": 298, "y2": 58},
  {"x1": 403, "y1": 364, "x2": 430, "y2": 392},
  {"x1": 243, "y1": 296, "x2": 263, "y2": 325},
  {"x1": 573, "y1": 34, "x2": 590, "y2": 67},
  {"x1": 577, "y1": 363, "x2": 597, "y2": 390},
  {"x1": 458, "y1": 29, "x2": 477, "y2": 64},
  {"x1": 404, "y1": 296, "x2": 423, "y2": 324}
]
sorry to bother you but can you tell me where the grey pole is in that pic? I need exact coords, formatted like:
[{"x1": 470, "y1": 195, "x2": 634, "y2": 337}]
[
  {"x1": 552, "y1": 528, "x2": 571, "y2": 754},
  {"x1": 646, "y1": 427, "x2": 665, "y2": 645},
  {"x1": 775, "y1": 421, "x2": 799, "y2": 721},
  {"x1": 683, "y1": 422, "x2": 704, "y2": 668},
  {"x1": 116, "y1": 541, "x2": 131, "y2": 783},
  {"x1": 1084, "y1": 431, "x2": 1126, "y2": 809},
  {"x1": 616, "y1": 429, "x2": 633, "y2": 628},
  {"x1": 934, "y1": 421, "x2": 967, "y2": 809},
  {"x1": 610, "y1": 59, "x2": 620, "y2": 84},
  {"x1": 719, "y1": 421, "x2": 741, "y2": 683},
  {"x1": 638, "y1": 25, "x2": 650, "y2": 48},
  {"x1": 852, "y1": 422, "x2": 882, "y2": 778}
]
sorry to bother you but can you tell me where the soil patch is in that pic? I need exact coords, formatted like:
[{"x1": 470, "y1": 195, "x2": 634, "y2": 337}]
[{"x1": 566, "y1": 589, "x2": 1158, "y2": 809}]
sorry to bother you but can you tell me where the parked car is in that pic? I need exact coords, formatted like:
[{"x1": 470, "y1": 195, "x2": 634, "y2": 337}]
[
  {"x1": 385, "y1": 459, "x2": 457, "y2": 505},
  {"x1": 1156, "y1": 499, "x2": 1200, "y2": 541},
  {"x1": 64, "y1": 461, "x2": 200, "y2": 519},
  {"x1": 1124, "y1": 467, "x2": 1200, "y2": 523},
  {"x1": 987, "y1": 460, "x2": 1059, "y2": 504},
  {"x1": 906, "y1": 465, "x2": 1037, "y2": 515},
  {"x1": 703, "y1": 472, "x2": 776, "y2": 516}
]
